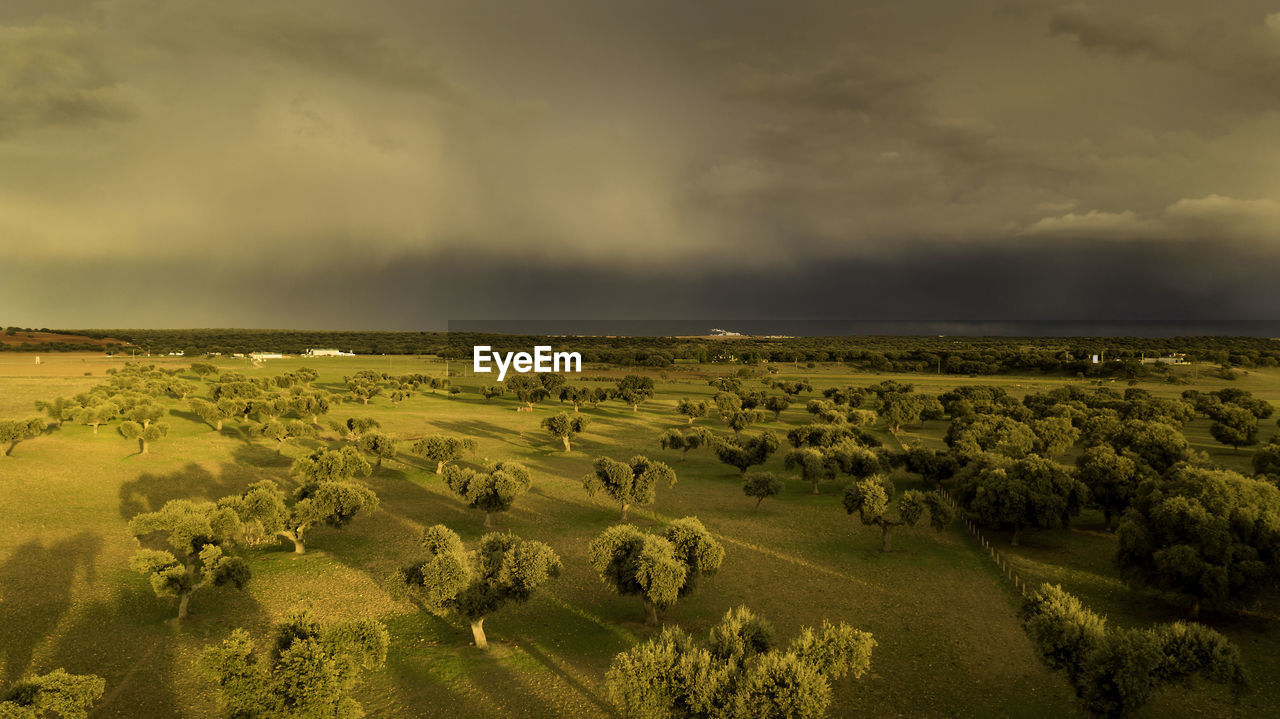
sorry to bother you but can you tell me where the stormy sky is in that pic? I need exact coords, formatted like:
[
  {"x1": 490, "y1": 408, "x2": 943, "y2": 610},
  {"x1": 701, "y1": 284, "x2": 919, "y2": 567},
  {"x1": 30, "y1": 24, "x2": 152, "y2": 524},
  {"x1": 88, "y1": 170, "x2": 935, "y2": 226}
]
[{"x1": 2, "y1": 0, "x2": 1279, "y2": 329}]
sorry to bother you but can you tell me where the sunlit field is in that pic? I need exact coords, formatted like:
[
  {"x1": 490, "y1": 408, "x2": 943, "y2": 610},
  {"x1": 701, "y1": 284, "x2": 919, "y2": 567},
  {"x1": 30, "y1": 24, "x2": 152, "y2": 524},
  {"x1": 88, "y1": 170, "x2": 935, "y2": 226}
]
[{"x1": 1, "y1": 352, "x2": 1276, "y2": 717}]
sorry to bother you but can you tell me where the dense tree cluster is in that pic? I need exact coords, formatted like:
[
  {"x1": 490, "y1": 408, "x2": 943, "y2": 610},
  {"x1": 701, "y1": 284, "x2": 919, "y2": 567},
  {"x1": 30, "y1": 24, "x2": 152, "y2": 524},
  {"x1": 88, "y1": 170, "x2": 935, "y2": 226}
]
[
  {"x1": 1116, "y1": 465, "x2": 1280, "y2": 615},
  {"x1": 606, "y1": 605, "x2": 875, "y2": 718},
  {"x1": 1022, "y1": 584, "x2": 1244, "y2": 718},
  {"x1": 0, "y1": 670, "x2": 105, "y2": 719},
  {"x1": 200, "y1": 610, "x2": 389, "y2": 718}
]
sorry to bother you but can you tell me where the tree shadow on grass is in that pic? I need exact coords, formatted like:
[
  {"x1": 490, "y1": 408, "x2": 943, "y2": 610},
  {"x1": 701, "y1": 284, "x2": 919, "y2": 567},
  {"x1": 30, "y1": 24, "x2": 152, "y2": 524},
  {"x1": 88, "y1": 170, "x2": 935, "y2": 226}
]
[
  {"x1": 43, "y1": 570, "x2": 272, "y2": 718},
  {"x1": 218, "y1": 424, "x2": 252, "y2": 445},
  {"x1": 231, "y1": 443, "x2": 294, "y2": 470},
  {"x1": 118, "y1": 461, "x2": 286, "y2": 520},
  {"x1": 166, "y1": 408, "x2": 207, "y2": 428},
  {"x1": 0, "y1": 532, "x2": 102, "y2": 684},
  {"x1": 520, "y1": 640, "x2": 621, "y2": 717},
  {"x1": 430, "y1": 419, "x2": 519, "y2": 444}
]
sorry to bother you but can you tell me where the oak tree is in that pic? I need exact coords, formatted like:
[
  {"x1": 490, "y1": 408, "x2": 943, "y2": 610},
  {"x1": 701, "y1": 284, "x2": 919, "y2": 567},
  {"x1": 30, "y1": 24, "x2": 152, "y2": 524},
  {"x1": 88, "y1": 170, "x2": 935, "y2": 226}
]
[
  {"x1": 393, "y1": 524, "x2": 561, "y2": 650},
  {"x1": 589, "y1": 518, "x2": 723, "y2": 625}
]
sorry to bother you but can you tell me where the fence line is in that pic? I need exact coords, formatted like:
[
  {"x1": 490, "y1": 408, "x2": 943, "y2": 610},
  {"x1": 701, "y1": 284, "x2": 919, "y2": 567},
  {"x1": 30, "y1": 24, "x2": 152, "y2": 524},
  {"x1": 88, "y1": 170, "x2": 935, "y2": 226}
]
[
  {"x1": 890, "y1": 432, "x2": 1032, "y2": 599},
  {"x1": 939, "y1": 488, "x2": 1031, "y2": 599}
]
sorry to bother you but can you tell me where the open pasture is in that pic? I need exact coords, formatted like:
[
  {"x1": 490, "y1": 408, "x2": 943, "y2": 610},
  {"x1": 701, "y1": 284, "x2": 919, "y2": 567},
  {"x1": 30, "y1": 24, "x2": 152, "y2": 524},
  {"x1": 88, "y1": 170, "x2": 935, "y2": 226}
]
[{"x1": 0, "y1": 352, "x2": 1276, "y2": 717}]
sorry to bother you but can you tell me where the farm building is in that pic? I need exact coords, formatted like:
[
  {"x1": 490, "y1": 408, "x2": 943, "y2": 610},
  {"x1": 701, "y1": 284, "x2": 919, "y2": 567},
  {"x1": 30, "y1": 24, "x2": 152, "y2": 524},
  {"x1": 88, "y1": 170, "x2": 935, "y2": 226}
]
[
  {"x1": 1141, "y1": 353, "x2": 1189, "y2": 365},
  {"x1": 306, "y1": 348, "x2": 355, "y2": 357}
]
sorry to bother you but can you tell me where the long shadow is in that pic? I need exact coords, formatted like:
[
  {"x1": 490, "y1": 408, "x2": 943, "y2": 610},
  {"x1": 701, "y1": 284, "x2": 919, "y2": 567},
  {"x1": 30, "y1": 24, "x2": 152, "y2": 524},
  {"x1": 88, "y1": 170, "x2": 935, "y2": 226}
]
[
  {"x1": 521, "y1": 640, "x2": 621, "y2": 717},
  {"x1": 44, "y1": 568, "x2": 272, "y2": 718},
  {"x1": 0, "y1": 532, "x2": 102, "y2": 684},
  {"x1": 118, "y1": 461, "x2": 284, "y2": 519},
  {"x1": 231, "y1": 443, "x2": 294, "y2": 470},
  {"x1": 167, "y1": 408, "x2": 206, "y2": 427},
  {"x1": 218, "y1": 424, "x2": 252, "y2": 445},
  {"x1": 431, "y1": 419, "x2": 521, "y2": 443}
]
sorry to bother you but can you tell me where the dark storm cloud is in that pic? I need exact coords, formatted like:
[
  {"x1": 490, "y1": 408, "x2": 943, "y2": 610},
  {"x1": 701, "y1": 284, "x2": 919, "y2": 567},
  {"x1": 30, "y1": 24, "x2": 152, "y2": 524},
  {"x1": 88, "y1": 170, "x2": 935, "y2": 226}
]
[
  {"x1": 9, "y1": 238, "x2": 1279, "y2": 330},
  {"x1": 1, "y1": 0, "x2": 1278, "y2": 327}
]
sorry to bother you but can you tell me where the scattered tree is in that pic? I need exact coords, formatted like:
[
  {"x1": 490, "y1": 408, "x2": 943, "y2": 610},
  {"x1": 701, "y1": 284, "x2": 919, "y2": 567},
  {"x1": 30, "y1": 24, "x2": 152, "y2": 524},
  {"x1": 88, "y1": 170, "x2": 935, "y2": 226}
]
[
  {"x1": 345, "y1": 375, "x2": 382, "y2": 404},
  {"x1": 409, "y1": 433, "x2": 478, "y2": 474},
  {"x1": 118, "y1": 420, "x2": 170, "y2": 454},
  {"x1": 614, "y1": 375, "x2": 655, "y2": 412},
  {"x1": 842, "y1": 477, "x2": 953, "y2": 551},
  {"x1": 442, "y1": 461, "x2": 533, "y2": 527},
  {"x1": 291, "y1": 446, "x2": 373, "y2": 483},
  {"x1": 560, "y1": 385, "x2": 597, "y2": 412},
  {"x1": 393, "y1": 524, "x2": 561, "y2": 650},
  {"x1": 1253, "y1": 441, "x2": 1280, "y2": 481},
  {"x1": 251, "y1": 418, "x2": 315, "y2": 454},
  {"x1": 1032, "y1": 417, "x2": 1081, "y2": 457},
  {"x1": 588, "y1": 518, "x2": 723, "y2": 625},
  {"x1": 0, "y1": 417, "x2": 44, "y2": 457},
  {"x1": 743, "y1": 472, "x2": 783, "y2": 510},
  {"x1": 189, "y1": 362, "x2": 218, "y2": 378},
  {"x1": 952, "y1": 453, "x2": 1087, "y2": 545},
  {"x1": 945, "y1": 415, "x2": 1037, "y2": 459},
  {"x1": 1116, "y1": 465, "x2": 1280, "y2": 615},
  {"x1": 583, "y1": 455, "x2": 677, "y2": 520},
  {"x1": 225, "y1": 478, "x2": 379, "y2": 555},
  {"x1": 723, "y1": 408, "x2": 765, "y2": 437},
  {"x1": 542, "y1": 412, "x2": 590, "y2": 451},
  {"x1": 1110, "y1": 419, "x2": 1193, "y2": 474},
  {"x1": 676, "y1": 398, "x2": 709, "y2": 424},
  {"x1": 1075, "y1": 446, "x2": 1139, "y2": 531},
  {"x1": 506, "y1": 375, "x2": 549, "y2": 410},
  {"x1": 479, "y1": 384, "x2": 505, "y2": 401},
  {"x1": 357, "y1": 431, "x2": 396, "y2": 469},
  {"x1": 189, "y1": 398, "x2": 234, "y2": 431},
  {"x1": 73, "y1": 403, "x2": 117, "y2": 435},
  {"x1": 1209, "y1": 405, "x2": 1258, "y2": 452},
  {"x1": 714, "y1": 431, "x2": 781, "y2": 476},
  {"x1": 783, "y1": 448, "x2": 838, "y2": 494},
  {"x1": 763, "y1": 394, "x2": 792, "y2": 420},
  {"x1": 289, "y1": 391, "x2": 333, "y2": 425},
  {"x1": 538, "y1": 372, "x2": 568, "y2": 396},
  {"x1": 658, "y1": 426, "x2": 713, "y2": 460},
  {"x1": 33, "y1": 397, "x2": 75, "y2": 427},
  {"x1": 128, "y1": 499, "x2": 250, "y2": 619},
  {"x1": 332, "y1": 416, "x2": 380, "y2": 442}
]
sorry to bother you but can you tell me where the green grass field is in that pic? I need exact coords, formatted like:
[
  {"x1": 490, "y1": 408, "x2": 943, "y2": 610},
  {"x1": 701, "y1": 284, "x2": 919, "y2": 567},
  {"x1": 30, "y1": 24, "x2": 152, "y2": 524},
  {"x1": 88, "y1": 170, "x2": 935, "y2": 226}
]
[{"x1": 0, "y1": 353, "x2": 1276, "y2": 717}]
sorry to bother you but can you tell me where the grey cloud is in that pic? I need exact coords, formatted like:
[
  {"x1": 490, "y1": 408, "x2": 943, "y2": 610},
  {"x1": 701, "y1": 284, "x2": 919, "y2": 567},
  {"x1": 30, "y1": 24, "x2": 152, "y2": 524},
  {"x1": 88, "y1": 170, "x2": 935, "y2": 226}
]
[
  {"x1": 0, "y1": 26, "x2": 135, "y2": 137},
  {"x1": 216, "y1": 7, "x2": 464, "y2": 100},
  {"x1": 1049, "y1": 3, "x2": 1280, "y2": 108}
]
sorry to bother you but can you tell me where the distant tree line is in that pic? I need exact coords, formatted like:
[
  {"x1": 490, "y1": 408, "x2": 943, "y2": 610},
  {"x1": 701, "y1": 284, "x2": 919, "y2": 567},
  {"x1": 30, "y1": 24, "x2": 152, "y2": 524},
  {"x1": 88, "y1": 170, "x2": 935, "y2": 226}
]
[{"x1": 24, "y1": 328, "x2": 1280, "y2": 375}]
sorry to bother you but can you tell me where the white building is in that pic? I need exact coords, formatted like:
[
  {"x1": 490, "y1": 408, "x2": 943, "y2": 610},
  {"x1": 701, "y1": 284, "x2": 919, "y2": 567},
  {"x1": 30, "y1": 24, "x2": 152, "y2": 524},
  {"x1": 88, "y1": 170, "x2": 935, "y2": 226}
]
[
  {"x1": 1141, "y1": 353, "x2": 1189, "y2": 365},
  {"x1": 250, "y1": 352, "x2": 284, "y2": 360},
  {"x1": 306, "y1": 348, "x2": 355, "y2": 357}
]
